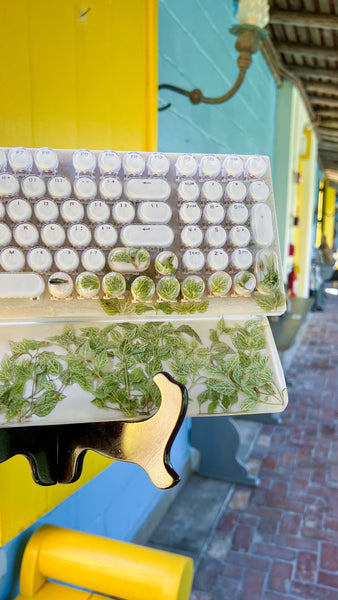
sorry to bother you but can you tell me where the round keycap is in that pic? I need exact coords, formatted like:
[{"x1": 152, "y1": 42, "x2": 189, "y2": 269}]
[
  {"x1": 206, "y1": 249, "x2": 229, "y2": 271},
  {"x1": 27, "y1": 247, "x2": 53, "y2": 272},
  {"x1": 181, "y1": 225, "x2": 203, "y2": 248},
  {"x1": 175, "y1": 154, "x2": 198, "y2": 177},
  {"x1": 155, "y1": 251, "x2": 178, "y2": 275},
  {"x1": 81, "y1": 248, "x2": 106, "y2": 272},
  {"x1": 34, "y1": 199, "x2": 59, "y2": 222},
  {"x1": 123, "y1": 152, "x2": 145, "y2": 176},
  {"x1": 112, "y1": 201, "x2": 135, "y2": 224},
  {"x1": 7, "y1": 198, "x2": 32, "y2": 222},
  {"x1": 181, "y1": 275, "x2": 205, "y2": 299},
  {"x1": 76, "y1": 272, "x2": 100, "y2": 298},
  {"x1": 98, "y1": 150, "x2": 121, "y2": 174},
  {"x1": 41, "y1": 224, "x2": 66, "y2": 247},
  {"x1": 201, "y1": 180, "x2": 224, "y2": 202},
  {"x1": 208, "y1": 271, "x2": 232, "y2": 296},
  {"x1": 246, "y1": 155, "x2": 267, "y2": 178},
  {"x1": 179, "y1": 202, "x2": 201, "y2": 224},
  {"x1": 73, "y1": 149, "x2": 96, "y2": 174},
  {"x1": 0, "y1": 247, "x2": 25, "y2": 271},
  {"x1": 178, "y1": 180, "x2": 200, "y2": 202},
  {"x1": 229, "y1": 226, "x2": 250, "y2": 247},
  {"x1": 48, "y1": 176, "x2": 72, "y2": 200},
  {"x1": 67, "y1": 224, "x2": 91, "y2": 248},
  {"x1": 131, "y1": 276, "x2": 155, "y2": 301},
  {"x1": 13, "y1": 223, "x2": 39, "y2": 247},
  {"x1": 182, "y1": 249, "x2": 205, "y2": 271},
  {"x1": 199, "y1": 154, "x2": 221, "y2": 178},
  {"x1": 231, "y1": 248, "x2": 253, "y2": 270},
  {"x1": 0, "y1": 202, "x2": 5, "y2": 219},
  {"x1": 157, "y1": 276, "x2": 180, "y2": 301},
  {"x1": 226, "y1": 181, "x2": 246, "y2": 202},
  {"x1": 74, "y1": 177, "x2": 97, "y2": 200},
  {"x1": 99, "y1": 177, "x2": 122, "y2": 200},
  {"x1": 8, "y1": 147, "x2": 33, "y2": 173},
  {"x1": 94, "y1": 224, "x2": 118, "y2": 247},
  {"x1": 205, "y1": 225, "x2": 227, "y2": 248},
  {"x1": 0, "y1": 174, "x2": 20, "y2": 197},
  {"x1": 203, "y1": 202, "x2": 225, "y2": 224},
  {"x1": 102, "y1": 272, "x2": 126, "y2": 297},
  {"x1": 0, "y1": 150, "x2": 7, "y2": 171},
  {"x1": 54, "y1": 248, "x2": 80, "y2": 272},
  {"x1": 0, "y1": 224, "x2": 12, "y2": 246},
  {"x1": 21, "y1": 175, "x2": 46, "y2": 199},
  {"x1": 87, "y1": 201, "x2": 110, "y2": 223},
  {"x1": 48, "y1": 272, "x2": 73, "y2": 298},
  {"x1": 222, "y1": 155, "x2": 244, "y2": 178},
  {"x1": 233, "y1": 271, "x2": 256, "y2": 295},
  {"x1": 147, "y1": 153, "x2": 170, "y2": 176},
  {"x1": 249, "y1": 180, "x2": 270, "y2": 202},
  {"x1": 227, "y1": 203, "x2": 248, "y2": 224},
  {"x1": 34, "y1": 147, "x2": 59, "y2": 173},
  {"x1": 60, "y1": 200, "x2": 84, "y2": 223}
]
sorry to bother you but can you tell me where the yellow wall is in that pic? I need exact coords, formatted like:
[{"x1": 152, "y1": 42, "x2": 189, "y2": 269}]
[
  {"x1": 0, "y1": 0, "x2": 157, "y2": 544},
  {"x1": 322, "y1": 181, "x2": 336, "y2": 248}
]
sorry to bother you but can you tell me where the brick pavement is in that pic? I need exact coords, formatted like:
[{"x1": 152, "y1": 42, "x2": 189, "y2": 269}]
[{"x1": 191, "y1": 295, "x2": 338, "y2": 600}]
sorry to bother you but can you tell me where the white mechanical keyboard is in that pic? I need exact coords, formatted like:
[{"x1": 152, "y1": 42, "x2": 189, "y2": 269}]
[{"x1": 0, "y1": 147, "x2": 285, "y2": 322}]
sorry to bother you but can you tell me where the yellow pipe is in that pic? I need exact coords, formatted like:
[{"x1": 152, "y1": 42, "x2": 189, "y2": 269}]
[{"x1": 19, "y1": 525, "x2": 193, "y2": 600}]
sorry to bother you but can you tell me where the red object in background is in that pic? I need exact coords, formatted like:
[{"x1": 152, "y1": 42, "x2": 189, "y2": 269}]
[
  {"x1": 288, "y1": 267, "x2": 298, "y2": 297},
  {"x1": 289, "y1": 244, "x2": 295, "y2": 256},
  {"x1": 296, "y1": 172, "x2": 302, "y2": 184},
  {"x1": 294, "y1": 216, "x2": 299, "y2": 226}
]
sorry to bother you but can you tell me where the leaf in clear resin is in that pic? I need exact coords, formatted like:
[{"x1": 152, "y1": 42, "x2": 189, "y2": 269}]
[
  {"x1": 103, "y1": 272, "x2": 126, "y2": 297},
  {"x1": 182, "y1": 276, "x2": 205, "y2": 300},
  {"x1": 155, "y1": 251, "x2": 178, "y2": 275},
  {"x1": 208, "y1": 272, "x2": 231, "y2": 296},
  {"x1": 131, "y1": 276, "x2": 155, "y2": 301},
  {"x1": 157, "y1": 276, "x2": 180, "y2": 301}
]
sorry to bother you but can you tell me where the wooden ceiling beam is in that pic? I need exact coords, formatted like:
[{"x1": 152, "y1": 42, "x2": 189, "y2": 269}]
[
  {"x1": 287, "y1": 65, "x2": 338, "y2": 81},
  {"x1": 309, "y1": 96, "x2": 338, "y2": 108},
  {"x1": 306, "y1": 83, "x2": 338, "y2": 96},
  {"x1": 318, "y1": 140, "x2": 338, "y2": 151},
  {"x1": 275, "y1": 42, "x2": 337, "y2": 60},
  {"x1": 318, "y1": 127, "x2": 338, "y2": 139},
  {"x1": 320, "y1": 120, "x2": 338, "y2": 129},
  {"x1": 270, "y1": 10, "x2": 338, "y2": 30},
  {"x1": 317, "y1": 109, "x2": 338, "y2": 118}
]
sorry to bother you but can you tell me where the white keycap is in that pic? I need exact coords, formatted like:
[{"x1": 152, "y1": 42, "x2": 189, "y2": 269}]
[
  {"x1": 94, "y1": 224, "x2": 118, "y2": 247},
  {"x1": 199, "y1": 154, "x2": 221, "y2": 178},
  {"x1": 60, "y1": 200, "x2": 85, "y2": 223},
  {"x1": 34, "y1": 199, "x2": 59, "y2": 222},
  {"x1": 48, "y1": 272, "x2": 73, "y2": 298},
  {"x1": 81, "y1": 248, "x2": 106, "y2": 272},
  {"x1": 138, "y1": 202, "x2": 172, "y2": 224},
  {"x1": 124, "y1": 178, "x2": 170, "y2": 202},
  {"x1": 205, "y1": 225, "x2": 227, "y2": 248},
  {"x1": 0, "y1": 202, "x2": 4, "y2": 219},
  {"x1": 0, "y1": 174, "x2": 19, "y2": 197},
  {"x1": 87, "y1": 201, "x2": 110, "y2": 223},
  {"x1": 8, "y1": 147, "x2": 33, "y2": 173},
  {"x1": 7, "y1": 198, "x2": 32, "y2": 222},
  {"x1": 76, "y1": 272, "x2": 100, "y2": 298},
  {"x1": 55, "y1": 248, "x2": 80, "y2": 272},
  {"x1": 21, "y1": 175, "x2": 46, "y2": 199},
  {"x1": 121, "y1": 224, "x2": 174, "y2": 248},
  {"x1": 206, "y1": 249, "x2": 229, "y2": 271},
  {"x1": 182, "y1": 249, "x2": 205, "y2": 271},
  {"x1": 0, "y1": 224, "x2": 12, "y2": 246},
  {"x1": 208, "y1": 271, "x2": 232, "y2": 296},
  {"x1": 223, "y1": 155, "x2": 244, "y2": 178},
  {"x1": 229, "y1": 225, "x2": 250, "y2": 247},
  {"x1": 175, "y1": 154, "x2": 198, "y2": 177},
  {"x1": 74, "y1": 177, "x2": 97, "y2": 200},
  {"x1": 73, "y1": 149, "x2": 96, "y2": 174},
  {"x1": 246, "y1": 155, "x2": 267, "y2": 178},
  {"x1": 179, "y1": 202, "x2": 201, "y2": 224},
  {"x1": 201, "y1": 181, "x2": 223, "y2": 202},
  {"x1": 0, "y1": 247, "x2": 25, "y2": 271},
  {"x1": 226, "y1": 181, "x2": 246, "y2": 202},
  {"x1": 147, "y1": 152, "x2": 170, "y2": 176},
  {"x1": 34, "y1": 147, "x2": 59, "y2": 173},
  {"x1": 41, "y1": 224, "x2": 66, "y2": 247},
  {"x1": 0, "y1": 273, "x2": 45, "y2": 298},
  {"x1": 48, "y1": 176, "x2": 72, "y2": 200},
  {"x1": 227, "y1": 203, "x2": 248, "y2": 225},
  {"x1": 13, "y1": 223, "x2": 39, "y2": 247},
  {"x1": 0, "y1": 150, "x2": 7, "y2": 171},
  {"x1": 98, "y1": 150, "x2": 121, "y2": 174},
  {"x1": 178, "y1": 180, "x2": 200, "y2": 202},
  {"x1": 249, "y1": 180, "x2": 270, "y2": 202},
  {"x1": 123, "y1": 152, "x2": 145, "y2": 176},
  {"x1": 233, "y1": 271, "x2": 256, "y2": 295},
  {"x1": 181, "y1": 225, "x2": 203, "y2": 248},
  {"x1": 251, "y1": 203, "x2": 274, "y2": 246},
  {"x1": 99, "y1": 177, "x2": 122, "y2": 200},
  {"x1": 27, "y1": 247, "x2": 53, "y2": 272},
  {"x1": 231, "y1": 248, "x2": 253, "y2": 270},
  {"x1": 203, "y1": 202, "x2": 225, "y2": 224},
  {"x1": 67, "y1": 224, "x2": 92, "y2": 248},
  {"x1": 112, "y1": 201, "x2": 135, "y2": 224}
]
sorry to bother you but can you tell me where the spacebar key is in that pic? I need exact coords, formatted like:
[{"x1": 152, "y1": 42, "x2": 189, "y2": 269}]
[
  {"x1": 120, "y1": 225, "x2": 174, "y2": 247},
  {"x1": 0, "y1": 273, "x2": 45, "y2": 298}
]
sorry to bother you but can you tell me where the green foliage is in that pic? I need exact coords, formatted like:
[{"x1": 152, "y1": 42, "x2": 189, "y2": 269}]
[
  {"x1": 155, "y1": 252, "x2": 177, "y2": 275},
  {"x1": 77, "y1": 273, "x2": 100, "y2": 291},
  {"x1": 209, "y1": 272, "x2": 231, "y2": 296},
  {"x1": 131, "y1": 276, "x2": 155, "y2": 301},
  {"x1": 103, "y1": 273, "x2": 126, "y2": 297},
  {"x1": 182, "y1": 276, "x2": 205, "y2": 300},
  {"x1": 157, "y1": 277, "x2": 180, "y2": 301}
]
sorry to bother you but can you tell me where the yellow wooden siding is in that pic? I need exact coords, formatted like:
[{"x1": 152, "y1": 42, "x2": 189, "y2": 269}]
[{"x1": 0, "y1": 0, "x2": 157, "y2": 544}]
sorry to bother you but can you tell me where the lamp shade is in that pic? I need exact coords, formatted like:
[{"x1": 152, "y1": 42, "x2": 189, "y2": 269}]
[{"x1": 237, "y1": 0, "x2": 269, "y2": 28}]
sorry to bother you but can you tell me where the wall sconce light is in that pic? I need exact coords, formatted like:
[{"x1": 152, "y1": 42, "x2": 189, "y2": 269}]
[{"x1": 159, "y1": 0, "x2": 269, "y2": 111}]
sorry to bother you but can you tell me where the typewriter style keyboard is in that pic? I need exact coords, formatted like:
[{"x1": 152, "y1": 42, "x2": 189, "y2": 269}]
[{"x1": 0, "y1": 147, "x2": 286, "y2": 321}]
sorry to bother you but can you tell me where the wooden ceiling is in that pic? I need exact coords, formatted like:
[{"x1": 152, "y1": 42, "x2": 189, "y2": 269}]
[{"x1": 263, "y1": 0, "x2": 338, "y2": 181}]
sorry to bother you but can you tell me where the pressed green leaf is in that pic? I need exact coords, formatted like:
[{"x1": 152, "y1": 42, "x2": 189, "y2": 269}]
[
  {"x1": 33, "y1": 391, "x2": 65, "y2": 417},
  {"x1": 94, "y1": 351, "x2": 109, "y2": 373},
  {"x1": 175, "y1": 325, "x2": 202, "y2": 344},
  {"x1": 254, "y1": 294, "x2": 276, "y2": 312}
]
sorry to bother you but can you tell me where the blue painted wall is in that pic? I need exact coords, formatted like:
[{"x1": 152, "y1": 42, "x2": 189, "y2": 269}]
[{"x1": 0, "y1": 3, "x2": 277, "y2": 598}]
